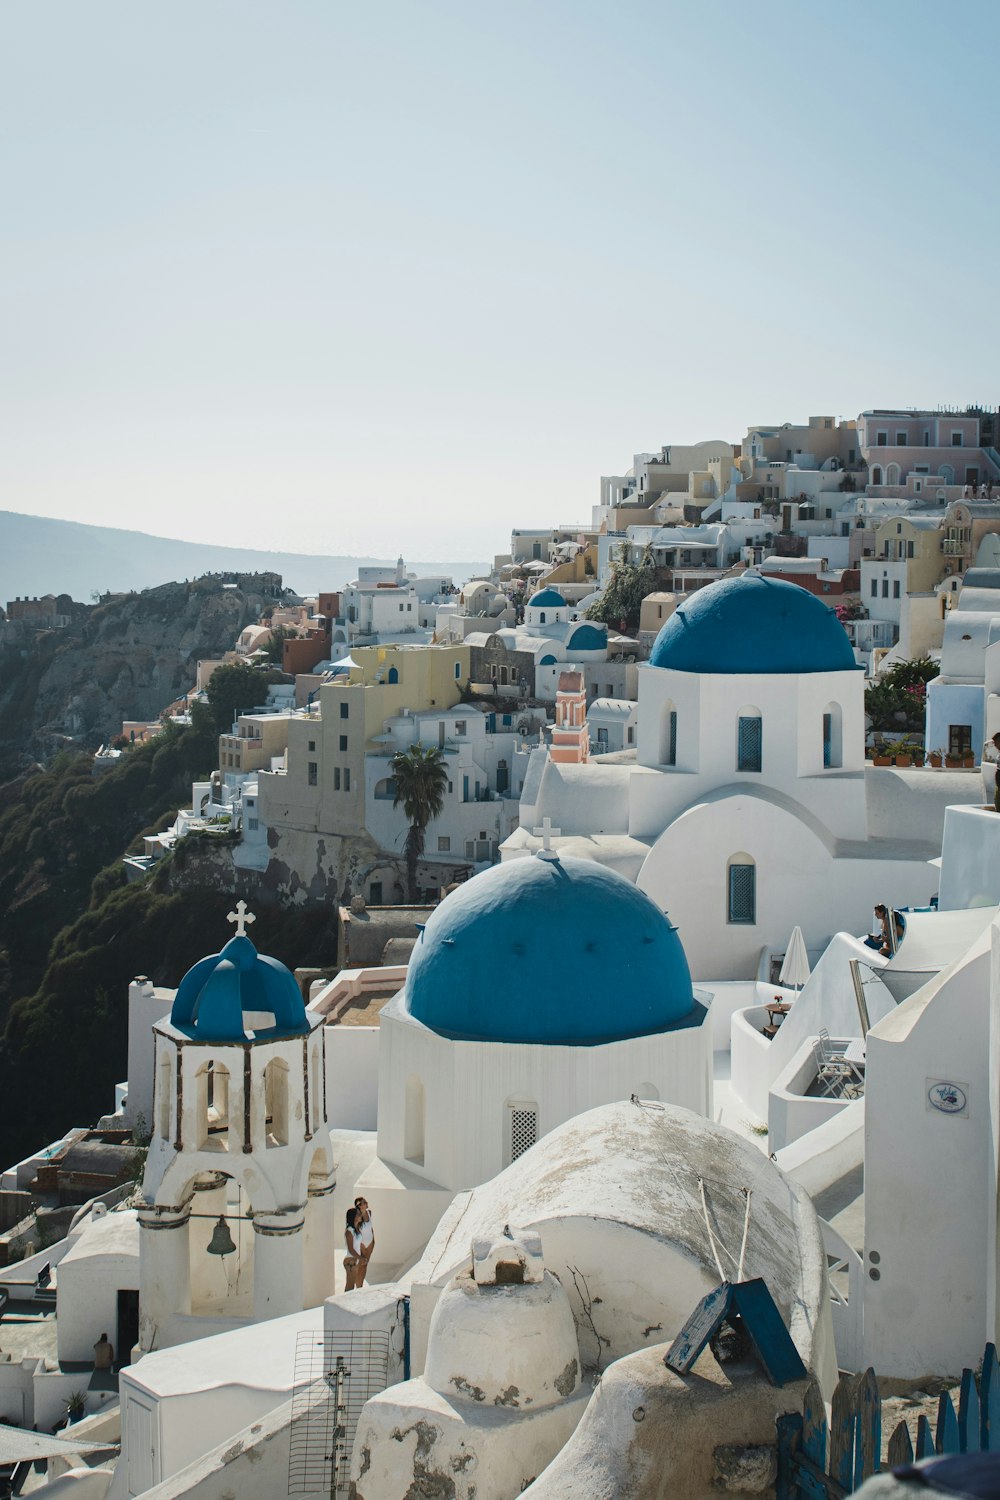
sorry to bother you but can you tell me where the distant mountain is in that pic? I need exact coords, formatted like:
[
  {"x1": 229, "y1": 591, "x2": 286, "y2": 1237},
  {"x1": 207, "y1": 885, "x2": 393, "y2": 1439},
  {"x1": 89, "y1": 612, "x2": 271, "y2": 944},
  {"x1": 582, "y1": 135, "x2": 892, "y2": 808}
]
[{"x1": 0, "y1": 510, "x2": 488, "y2": 603}]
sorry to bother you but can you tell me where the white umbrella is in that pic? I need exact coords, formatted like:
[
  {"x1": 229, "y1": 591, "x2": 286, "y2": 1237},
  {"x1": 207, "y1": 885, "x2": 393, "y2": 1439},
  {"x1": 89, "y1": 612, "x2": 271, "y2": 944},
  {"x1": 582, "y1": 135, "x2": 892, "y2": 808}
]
[{"x1": 779, "y1": 926, "x2": 811, "y2": 991}]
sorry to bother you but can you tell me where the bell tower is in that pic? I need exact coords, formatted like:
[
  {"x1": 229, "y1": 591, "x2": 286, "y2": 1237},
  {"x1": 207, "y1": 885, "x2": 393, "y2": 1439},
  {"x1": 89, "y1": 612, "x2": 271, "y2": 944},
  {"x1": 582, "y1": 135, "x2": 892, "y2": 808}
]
[
  {"x1": 550, "y1": 669, "x2": 590, "y2": 765},
  {"x1": 138, "y1": 905, "x2": 335, "y2": 1351}
]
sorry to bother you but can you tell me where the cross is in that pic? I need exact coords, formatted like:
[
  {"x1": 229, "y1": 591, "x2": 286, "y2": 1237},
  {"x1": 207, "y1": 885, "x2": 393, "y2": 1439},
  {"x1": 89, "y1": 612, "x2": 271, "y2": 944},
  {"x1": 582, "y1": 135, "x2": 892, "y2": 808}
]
[
  {"x1": 532, "y1": 817, "x2": 561, "y2": 852},
  {"x1": 227, "y1": 900, "x2": 256, "y2": 939}
]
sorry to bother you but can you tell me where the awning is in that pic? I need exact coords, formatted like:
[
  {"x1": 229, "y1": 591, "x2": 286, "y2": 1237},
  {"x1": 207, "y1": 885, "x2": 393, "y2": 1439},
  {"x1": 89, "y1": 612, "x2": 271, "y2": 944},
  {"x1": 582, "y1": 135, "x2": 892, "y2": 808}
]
[{"x1": 0, "y1": 1423, "x2": 118, "y2": 1465}]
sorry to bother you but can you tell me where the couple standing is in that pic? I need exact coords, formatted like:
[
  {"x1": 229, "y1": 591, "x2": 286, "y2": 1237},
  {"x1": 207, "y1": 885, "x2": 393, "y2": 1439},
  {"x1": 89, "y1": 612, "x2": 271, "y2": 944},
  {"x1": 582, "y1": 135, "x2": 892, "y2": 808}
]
[{"x1": 344, "y1": 1196, "x2": 374, "y2": 1291}]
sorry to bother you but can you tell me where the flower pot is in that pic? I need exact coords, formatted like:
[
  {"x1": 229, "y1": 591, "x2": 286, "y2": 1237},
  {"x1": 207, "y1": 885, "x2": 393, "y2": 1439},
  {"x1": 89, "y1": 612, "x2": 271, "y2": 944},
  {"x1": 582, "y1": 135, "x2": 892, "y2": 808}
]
[
  {"x1": 929, "y1": 754, "x2": 942, "y2": 768},
  {"x1": 873, "y1": 756, "x2": 891, "y2": 767},
  {"x1": 946, "y1": 756, "x2": 962, "y2": 768},
  {"x1": 963, "y1": 755, "x2": 976, "y2": 768},
  {"x1": 894, "y1": 754, "x2": 911, "y2": 767}
]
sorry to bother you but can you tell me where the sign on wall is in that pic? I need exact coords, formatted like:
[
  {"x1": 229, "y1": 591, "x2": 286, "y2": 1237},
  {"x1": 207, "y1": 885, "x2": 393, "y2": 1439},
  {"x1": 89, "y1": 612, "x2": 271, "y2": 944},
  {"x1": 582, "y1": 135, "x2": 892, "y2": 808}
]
[{"x1": 926, "y1": 1078, "x2": 969, "y2": 1117}]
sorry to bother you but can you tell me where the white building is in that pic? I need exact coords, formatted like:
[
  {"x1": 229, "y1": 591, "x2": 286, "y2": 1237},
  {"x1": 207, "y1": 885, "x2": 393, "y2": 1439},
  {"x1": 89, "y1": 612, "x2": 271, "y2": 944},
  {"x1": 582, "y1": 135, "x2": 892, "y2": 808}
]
[
  {"x1": 925, "y1": 566, "x2": 1000, "y2": 763},
  {"x1": 138, "y1": 911, "x2": 336, "y2": 1351},
  {"x1": 352, "y1": 851, "x2": 713, "y2": 1271},
  {"x1": 505, "y1": 573, "x2": 982, "y2": 978}
]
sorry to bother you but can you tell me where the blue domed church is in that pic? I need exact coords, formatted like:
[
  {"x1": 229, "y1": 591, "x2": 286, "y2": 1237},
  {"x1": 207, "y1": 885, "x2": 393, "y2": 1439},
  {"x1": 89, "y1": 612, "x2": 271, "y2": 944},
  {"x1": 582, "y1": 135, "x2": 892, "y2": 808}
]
[
  {"x1": 354, "y1": 851, "x2": 711, "y2": 1270},
  {"x1": 507, "y1": 572, "x2": 947, "y2": 980}
]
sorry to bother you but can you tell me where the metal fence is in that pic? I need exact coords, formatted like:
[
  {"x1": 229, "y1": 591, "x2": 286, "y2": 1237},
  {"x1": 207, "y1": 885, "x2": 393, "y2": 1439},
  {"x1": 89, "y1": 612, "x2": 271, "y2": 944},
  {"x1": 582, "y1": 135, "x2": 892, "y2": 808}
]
[{"x1": 287, "y1": 1330, "x2": 391, "y2": 1496}]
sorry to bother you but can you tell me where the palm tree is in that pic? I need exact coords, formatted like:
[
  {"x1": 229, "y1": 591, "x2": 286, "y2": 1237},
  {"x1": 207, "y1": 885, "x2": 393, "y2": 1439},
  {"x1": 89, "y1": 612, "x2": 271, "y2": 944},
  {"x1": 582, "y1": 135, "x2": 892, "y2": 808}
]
[{"x1": 391, "y1": 744, "x2": 449, "y2": 901}]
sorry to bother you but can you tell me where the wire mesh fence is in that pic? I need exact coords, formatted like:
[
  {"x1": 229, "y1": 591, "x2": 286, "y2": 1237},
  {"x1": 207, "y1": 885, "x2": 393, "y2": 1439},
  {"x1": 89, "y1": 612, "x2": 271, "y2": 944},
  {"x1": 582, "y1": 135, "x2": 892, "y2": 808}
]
[{"x1": 288, "y1": 1329, "x2": 391, "y2": 1496}]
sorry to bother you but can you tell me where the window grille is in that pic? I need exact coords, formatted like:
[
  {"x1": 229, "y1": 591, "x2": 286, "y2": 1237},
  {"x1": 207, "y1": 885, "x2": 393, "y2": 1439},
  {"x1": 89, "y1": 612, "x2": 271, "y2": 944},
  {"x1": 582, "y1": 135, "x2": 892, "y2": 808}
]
[
  {"x1": 509, "y1": 1108, "x2": 537, "y2": 1163},
  {"x1": 823, "y1": 714, "x2": 833, "y2": 769},
  {"x1": 737, "y1": 716, "x2": 762, "y2": 772},
  {"x1": 728, "y1": 863, "x2": 756, "y2": 924},
  {"x1": 666, "y1": 710, "x2": 677, "y2": 766}
]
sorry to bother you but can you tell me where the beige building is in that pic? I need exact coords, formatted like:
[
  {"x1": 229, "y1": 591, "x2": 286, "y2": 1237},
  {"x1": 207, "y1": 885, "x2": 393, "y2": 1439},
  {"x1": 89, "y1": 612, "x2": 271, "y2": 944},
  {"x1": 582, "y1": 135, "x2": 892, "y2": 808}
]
[
  {"x1": 871, "y1": 515, "x2": 946, "y2": 593},
  {"x1": 257, "y1": 644, "x2": 471, "y2": 842},
  {"x1": 943, "y1": 500, "x2": 1000, "y2": 575},
  {"x1": 219, "y1": 712, "x2": 293, "y2": 779}
]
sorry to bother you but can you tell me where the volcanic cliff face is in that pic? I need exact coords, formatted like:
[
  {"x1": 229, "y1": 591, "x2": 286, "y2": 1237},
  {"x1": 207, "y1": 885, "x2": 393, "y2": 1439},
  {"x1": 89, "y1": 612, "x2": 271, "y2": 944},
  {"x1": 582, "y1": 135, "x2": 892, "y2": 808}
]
[{"x1": 0, "y1": 577, "x2": 272, "y2": 769}]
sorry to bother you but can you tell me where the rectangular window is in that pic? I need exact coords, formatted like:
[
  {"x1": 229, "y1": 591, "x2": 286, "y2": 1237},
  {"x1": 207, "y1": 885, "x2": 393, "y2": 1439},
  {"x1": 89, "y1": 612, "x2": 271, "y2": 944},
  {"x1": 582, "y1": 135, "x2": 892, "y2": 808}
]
[
  {"x1": 949, "y1": 724, "x2": 973, "y2": 756},
  {"x1": 455, "y1": 662, "x2": 462, "y2": 679},
  {"x1": 339, "y1": 735, "x2": 347, "y2": 751},
  {"x1": 952, "y1": 432, "x2": 963, "y2": 446},
  {"x1": 308, "y1": 740, "x2": 316, "y2": 752},
  {"x1": 907, "y1": 541, "x2": 914, "y2": 558},
  {"x1": 344, "y1": 768, "x2": 351, "y2": 792},
  {"x1": 340, "y1": 702, "x2": 349, "y2": 719},
  {"x1": 597, "y1": 727, "x2": 609, "y2": 745},
  {"x1": 882, "y1": 579, "x2": 889, "y2": 598},
  {"x1": 870, "y1": 580, "x2": 878, "y2": 598},
  {"x1": 307, "y1": 761, "x2": 317, "y2": 786},
  {"x1": 334, "y1": 767, "x2": 341, "y2": 791},
  {"x1": 455, "y1": 721, "x2": 466, "y2": 736},
  {"x1": 399, "y1": 603, "x2": 404, "y2": 612},
  {"x1": 737, "y1": 716, "x2": 762, "y2": 772},
  {"x1": 896, "y1": 431, "x2": 907, "y2": 446},
  {"x1": 728, "y1": 863, "x2": 756, "y2": 924},
  {"x1": 823, "y1": 714, "x2": 833, "y2": 769},
  {"x1": 437, "y1": 836, "x2": 451, "y2": 852},
  {"x1": 465, "y1": 839, "x2": 475, "y2": 858},
  {"x1": 876, "y1": 431, "x2": 887, "y2": 446},
  {"x1": 893, "y1": 581, "x2": 901, "y2": 599},
  {"x1": 508, "y1": 1105, "x2": 538, "y2": 1164},
  {"x1": 248, "y1": 816, "x2": 259, "y2": 832},
  {"x1": 666, "y1": 710, "x2": 677, "y2": 766}
]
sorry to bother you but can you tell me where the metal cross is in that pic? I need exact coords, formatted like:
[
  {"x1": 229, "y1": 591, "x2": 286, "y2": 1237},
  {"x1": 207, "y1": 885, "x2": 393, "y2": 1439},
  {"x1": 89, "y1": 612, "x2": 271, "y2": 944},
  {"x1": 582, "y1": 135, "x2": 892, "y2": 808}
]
[
  {"x1": 227, "y1": 900, "x2": 256, "y2": 938},
  {"x1": 532, "y1": 817, "x2": 561, "y2": 852}
]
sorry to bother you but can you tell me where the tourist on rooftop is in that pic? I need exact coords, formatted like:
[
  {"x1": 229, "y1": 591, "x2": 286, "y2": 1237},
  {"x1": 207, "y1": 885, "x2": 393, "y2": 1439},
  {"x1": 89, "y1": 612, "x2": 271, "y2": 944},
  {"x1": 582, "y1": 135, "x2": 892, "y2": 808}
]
[
  {"x1": 344, "y1": 1207, "x2": 363, "y2": 1291},
  {"x1": 354, "y1": 1196, "x2": 375, "y2": 1287}
]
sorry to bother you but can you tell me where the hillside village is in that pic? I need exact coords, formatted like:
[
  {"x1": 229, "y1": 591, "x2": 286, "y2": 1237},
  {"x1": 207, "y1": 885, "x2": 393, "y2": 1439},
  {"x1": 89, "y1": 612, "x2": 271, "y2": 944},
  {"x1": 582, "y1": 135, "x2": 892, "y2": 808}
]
[{"x1": 7, "y1": 406, "x2": 1000, "y2": 1496}]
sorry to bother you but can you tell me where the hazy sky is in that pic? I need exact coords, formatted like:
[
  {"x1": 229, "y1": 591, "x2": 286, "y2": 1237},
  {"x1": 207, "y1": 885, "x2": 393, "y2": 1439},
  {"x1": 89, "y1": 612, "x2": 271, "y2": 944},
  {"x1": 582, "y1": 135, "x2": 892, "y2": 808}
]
[{"x1": 3, "y1": 1, "x2": 998, "y2": 562}]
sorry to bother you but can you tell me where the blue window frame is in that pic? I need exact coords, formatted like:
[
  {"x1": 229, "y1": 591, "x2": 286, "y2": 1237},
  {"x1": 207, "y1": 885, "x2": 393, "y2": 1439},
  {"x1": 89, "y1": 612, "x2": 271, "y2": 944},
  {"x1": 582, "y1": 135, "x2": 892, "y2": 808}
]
[
  {"x1": 728, "y1": 863, "x2": 756, "y2": 924},
  {"x1": 737, "y1": 716, "x2": 762, "y2": 772}
]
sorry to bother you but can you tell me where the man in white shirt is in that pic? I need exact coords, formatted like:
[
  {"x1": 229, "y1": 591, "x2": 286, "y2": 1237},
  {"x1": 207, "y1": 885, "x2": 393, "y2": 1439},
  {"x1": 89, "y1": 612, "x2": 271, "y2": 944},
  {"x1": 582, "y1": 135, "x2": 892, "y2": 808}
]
[{"x1": 354, "y1": 1196, "x2": 375, "y2": 1286}]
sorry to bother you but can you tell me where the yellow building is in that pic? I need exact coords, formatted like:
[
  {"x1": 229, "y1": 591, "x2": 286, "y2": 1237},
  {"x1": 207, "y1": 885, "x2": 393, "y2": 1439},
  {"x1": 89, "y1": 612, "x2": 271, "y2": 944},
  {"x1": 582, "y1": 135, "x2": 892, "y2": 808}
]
[
  {"x1": 871, "y1": 515, "x2": 946, "y2": 593},
  {"x1": 258, "y1": 644, "x2": 471, "y2": 839}
]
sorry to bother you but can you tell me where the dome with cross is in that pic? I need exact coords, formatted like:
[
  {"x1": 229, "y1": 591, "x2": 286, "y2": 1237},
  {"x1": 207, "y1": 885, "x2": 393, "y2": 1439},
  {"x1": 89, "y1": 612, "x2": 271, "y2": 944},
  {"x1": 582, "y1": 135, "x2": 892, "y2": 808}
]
[
  {"x1": 169, "y1": 904, "x2": 309, "y2": 1042},
  {"x1": 401, "y1": 853, "x2": 696, "y2": 1044}
]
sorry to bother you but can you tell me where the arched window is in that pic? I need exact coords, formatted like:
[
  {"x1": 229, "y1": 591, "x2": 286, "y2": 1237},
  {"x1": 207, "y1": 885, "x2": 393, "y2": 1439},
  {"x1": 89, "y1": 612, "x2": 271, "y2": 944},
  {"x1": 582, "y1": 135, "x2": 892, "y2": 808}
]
[
  {"x1": 374, "y1": 776, "x2": 398, "y2": 800},
  {"x1": 823, "y1": 703, "x2": 843, "y2": 769},
  {"x1": 387, "y1": 666, "x2": 398, "y2": 684},
  {"x1": 939, "y1": 464, "x2": 954, "y2": 485},
  {"x1": 727, "y1": 854, "x2": 756, "y2": 925},
  {"x1": 736, "y1": 709, "x2": 763, "y2": 772},
  {"x1": 539, "y1": 612, "x2": 546, "y2": 624},
  {"x1": 157, "y1": 1053, "x2": 172, "y2": 1141},
  {"x1": 196, "y1": 1061, "x2": 230, "y2": 1151},
  {"x1": 659, "y1": 700, "x2": 677, "y2": 766},
  {"x1": 871, "y1": 466, "x2": 883, "y2": 486},
  {"x1": 885, "y1": 463, "x2": 900, "y2": 487},
  {"x1": 264, "y1": 1059, "x2": 289, "y2": 1148},
  {"x1": 504, "y1": 1095, "x2": 538, "y2": 1167},
  {"x1": 404, "y1": 1074, "x2": 425, "y2": 1165}
]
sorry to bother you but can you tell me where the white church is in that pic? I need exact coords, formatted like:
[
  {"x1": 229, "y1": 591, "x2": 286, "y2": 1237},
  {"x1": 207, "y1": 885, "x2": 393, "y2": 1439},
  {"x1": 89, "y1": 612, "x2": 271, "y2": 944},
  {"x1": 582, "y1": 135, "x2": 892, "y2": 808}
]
[{"x1": 505, "y1": 572, "x2": 981, "y2": 977}]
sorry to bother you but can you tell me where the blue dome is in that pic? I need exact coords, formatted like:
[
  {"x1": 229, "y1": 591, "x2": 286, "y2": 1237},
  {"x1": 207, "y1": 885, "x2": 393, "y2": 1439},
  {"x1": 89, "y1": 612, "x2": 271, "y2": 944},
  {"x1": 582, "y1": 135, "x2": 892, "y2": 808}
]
[
  {"x1": 171, "y1": 934, "x2": 309, "y2": 1042},
  {"x1": 567, "y1": 623, "x2": 606, "y2": 652},
  {"x1": 402, "y1": 855, "x2": 696, "y2": 1044},
  {"x1": 529, "y1": 587, "x2": 566, "y2": 608},
  {"x1": 649, "y1": 574, "x2": 858, "y2": 675}
]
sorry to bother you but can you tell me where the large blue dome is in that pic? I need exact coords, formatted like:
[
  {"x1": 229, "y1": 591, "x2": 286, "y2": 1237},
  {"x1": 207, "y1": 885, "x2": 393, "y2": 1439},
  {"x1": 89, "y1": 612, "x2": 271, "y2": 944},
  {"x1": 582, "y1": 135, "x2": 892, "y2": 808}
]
[
  {"x1": 402, "y1": 854, "x2": 696, "y2": 1044},
  {"x1": 171, "y1": 933, "x2": 309, "y2": 1042},
  {"x1": 649, "y1": 574, "x2": 858, "y2": 675},
  {"x1": 529, "y1": 587, "x2": 566, "y2": 608}
]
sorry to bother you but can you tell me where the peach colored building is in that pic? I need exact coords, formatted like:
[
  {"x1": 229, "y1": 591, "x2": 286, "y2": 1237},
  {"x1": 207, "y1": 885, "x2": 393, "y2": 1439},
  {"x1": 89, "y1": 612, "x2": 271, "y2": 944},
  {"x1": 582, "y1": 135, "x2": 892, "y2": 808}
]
[{"x1": 549, "y1": 670, "x2": 590, "y2": 765}]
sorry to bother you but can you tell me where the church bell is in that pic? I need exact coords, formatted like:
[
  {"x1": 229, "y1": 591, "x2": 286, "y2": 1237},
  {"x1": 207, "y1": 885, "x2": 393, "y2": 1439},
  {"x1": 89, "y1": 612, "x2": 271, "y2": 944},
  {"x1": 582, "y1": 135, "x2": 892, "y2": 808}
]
[{"x1": 206, "y1": 1215, "x2": 236, "y2": 1257}]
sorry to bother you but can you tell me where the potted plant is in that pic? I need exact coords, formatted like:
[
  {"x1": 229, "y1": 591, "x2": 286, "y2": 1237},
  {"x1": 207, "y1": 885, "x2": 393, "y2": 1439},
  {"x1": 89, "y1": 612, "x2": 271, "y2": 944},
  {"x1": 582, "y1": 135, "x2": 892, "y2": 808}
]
[
  {"x1": 66, "y1": 1391, "x2": 86, "y2": 1425},
  {"x1": 963, "y1": 750, "x2": 976, "y2": 768},
  {"x1": 928, "y1": 748, "x2": 943, "y2": 769},
  {"x1": 945, "y1": 751, "x2": 963, "y2": 768},
  {"x1": 885, "y1": 740, "x2": 912, "y2": 767},
  {"x1": 872, "y1": 745, "x2": 892, "y2": 767}
]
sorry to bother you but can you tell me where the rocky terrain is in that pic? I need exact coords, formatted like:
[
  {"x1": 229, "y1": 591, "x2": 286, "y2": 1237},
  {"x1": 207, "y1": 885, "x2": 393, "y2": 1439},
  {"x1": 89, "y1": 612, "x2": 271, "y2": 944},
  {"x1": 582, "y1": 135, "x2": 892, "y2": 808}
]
[{"x1": 0, "y1": 576, "x2": 272, "y2": 773}]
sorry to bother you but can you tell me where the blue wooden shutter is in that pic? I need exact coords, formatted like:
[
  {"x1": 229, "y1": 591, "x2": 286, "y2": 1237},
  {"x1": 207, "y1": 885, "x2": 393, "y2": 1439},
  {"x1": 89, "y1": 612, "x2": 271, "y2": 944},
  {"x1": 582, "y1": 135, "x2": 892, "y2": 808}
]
[
  {"x1": 823, "y1": 713, "x2": 833, "y2": 768},
  {"x1": 738, "y1": 716, "x2": 762, "y2": 772},
  {"x1": 728, "y1": 863, "x2": 756, "y2": 924}
]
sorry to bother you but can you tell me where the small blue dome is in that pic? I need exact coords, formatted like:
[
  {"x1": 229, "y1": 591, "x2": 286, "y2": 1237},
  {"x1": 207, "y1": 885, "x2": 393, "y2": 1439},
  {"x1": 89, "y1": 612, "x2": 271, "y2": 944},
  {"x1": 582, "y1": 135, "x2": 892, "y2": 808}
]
[
  {"x1": 529, "y1": 587, "x2": 567, "y2": 608},
  {"x1": 649, "y1": 574, "x2": 858, "y2": 675},
  {"x1": 402, "y1": 855, "x2": 696, "y2": 1044},
  {"x1": 171, "y1": 934, "x2": 309, "y2": 1042},
  {"x1": 567, "y1": 623, "x2": 606, "y2": 652}
]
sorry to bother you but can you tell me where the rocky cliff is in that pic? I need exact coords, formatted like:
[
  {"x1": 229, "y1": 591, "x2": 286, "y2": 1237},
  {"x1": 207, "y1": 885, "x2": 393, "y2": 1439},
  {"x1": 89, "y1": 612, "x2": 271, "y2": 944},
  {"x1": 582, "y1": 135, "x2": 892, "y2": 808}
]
[{"x1": 0, "y1": 576, "x2": 272, "y2": 772}]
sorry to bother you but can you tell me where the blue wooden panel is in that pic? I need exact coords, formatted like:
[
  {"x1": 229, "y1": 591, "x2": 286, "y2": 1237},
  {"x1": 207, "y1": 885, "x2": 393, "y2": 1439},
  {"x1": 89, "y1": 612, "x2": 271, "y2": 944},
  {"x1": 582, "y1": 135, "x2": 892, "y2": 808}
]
[
  {"x1": 853, "y1": 1369, "x2": 881, "y2": 1487},
  {"x1": 959, "y1": 1366, "x2": 981, "y2": 1454},
  {"x1": 829, "y1": 1373, "x2": 857, "y2": 1490},
  {"x1": 887, "y1": 1420, "x2": 914, "y2": 1466},
  {"x1": 916, "y1": 1414, "x2": 936, "y2": 1460},
  {"x1": 981, "y1": 1343, "x2": 1000, "y2": 1453},
  {"x1": 801, "y1": 1379, "x2": 827, "y2": 1472},
  {"x1": 937, "y1": 1391, "x2": 960, "y2": 1455},
  {"x1": 663, "y1": 1282, "x2": 731, "y2": 1374},
  {"x1": 730, "y1": 1279, "x2": 808, "y2": 1387},
  {"x1": 775, "y1": 1412, "x2": 802, "y2": 1500}
]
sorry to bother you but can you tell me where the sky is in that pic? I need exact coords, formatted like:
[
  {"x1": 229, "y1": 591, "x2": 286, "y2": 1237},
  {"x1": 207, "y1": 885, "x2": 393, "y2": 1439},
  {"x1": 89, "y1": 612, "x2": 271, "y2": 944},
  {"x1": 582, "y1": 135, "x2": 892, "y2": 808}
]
[{"x1": 2, "y1": 1, "x2": 999, "y2": 563}]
